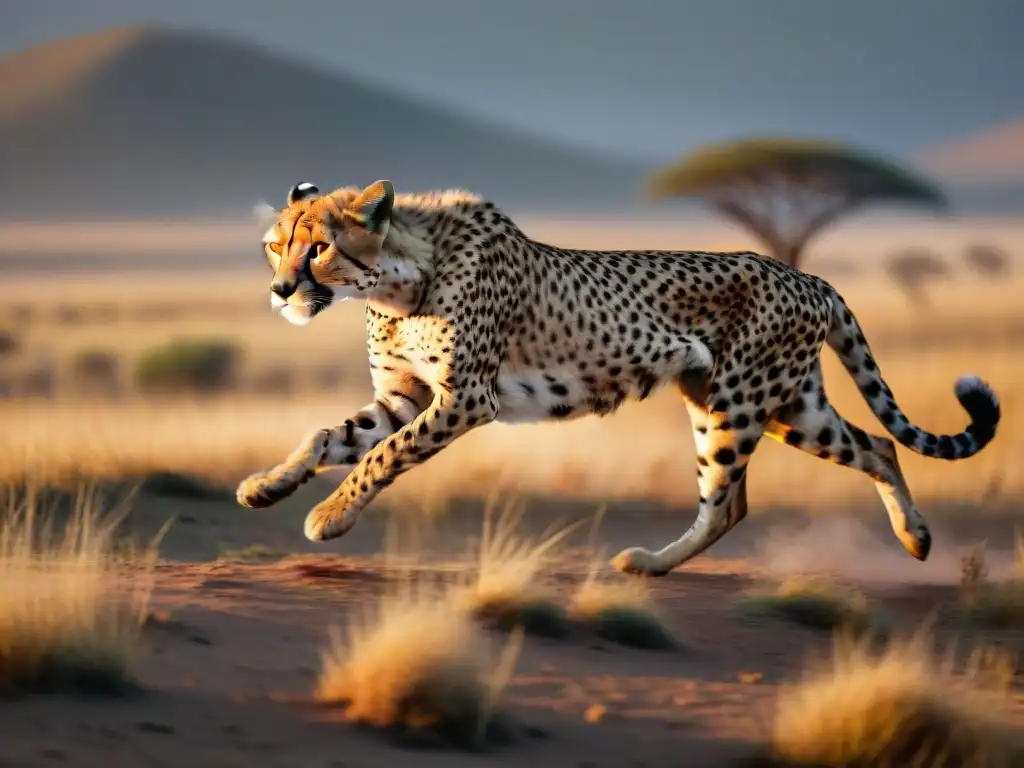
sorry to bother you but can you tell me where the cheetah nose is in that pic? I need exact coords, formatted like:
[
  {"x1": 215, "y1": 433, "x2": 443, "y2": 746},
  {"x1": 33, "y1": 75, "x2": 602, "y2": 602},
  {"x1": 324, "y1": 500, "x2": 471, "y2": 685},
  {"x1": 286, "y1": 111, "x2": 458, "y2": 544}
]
[{"x1": 271, "y1": 279, "x2": 297, "y2": 300}]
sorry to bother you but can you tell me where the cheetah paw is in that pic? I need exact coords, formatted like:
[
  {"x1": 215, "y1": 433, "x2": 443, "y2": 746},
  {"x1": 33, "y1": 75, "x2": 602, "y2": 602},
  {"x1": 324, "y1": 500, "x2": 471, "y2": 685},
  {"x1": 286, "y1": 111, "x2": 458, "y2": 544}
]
[
  {"x1": 611, "y1": 547, "x2": 671, "y2": 578},
  {"x1": 236, "y1": 471, "x2": 294, "y2": 509},
  {"x1": 304, "y1": 503, "x2": 357, "y2": 542}
]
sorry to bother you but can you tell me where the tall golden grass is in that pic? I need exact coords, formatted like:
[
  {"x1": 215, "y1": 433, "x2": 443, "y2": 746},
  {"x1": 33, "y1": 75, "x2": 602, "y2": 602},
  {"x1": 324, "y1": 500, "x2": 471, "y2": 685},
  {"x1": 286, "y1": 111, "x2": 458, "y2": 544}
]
[
  {"x1": 1, "y1": 337, "x2": 1018, "y2": 512},
  {"x1": 0, "y1": 485, "x2": 158, "y2": 693},
  {"x1": 1, "y1": 226, "x2": 1022, "y2": 513}
]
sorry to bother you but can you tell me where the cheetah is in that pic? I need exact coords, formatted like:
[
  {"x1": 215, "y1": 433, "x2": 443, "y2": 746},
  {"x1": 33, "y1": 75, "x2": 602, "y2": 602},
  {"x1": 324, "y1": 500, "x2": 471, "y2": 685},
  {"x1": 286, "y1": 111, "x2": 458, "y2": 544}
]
[{"x1": 237, "y1": 179, "x2": 1000, "y2": 577}]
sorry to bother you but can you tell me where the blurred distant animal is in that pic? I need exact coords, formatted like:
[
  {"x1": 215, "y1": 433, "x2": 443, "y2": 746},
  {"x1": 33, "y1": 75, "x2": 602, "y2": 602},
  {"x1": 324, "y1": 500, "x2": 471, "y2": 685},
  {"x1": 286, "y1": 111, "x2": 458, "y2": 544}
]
[{"x1": 236, "y1": 180, "x2": 1000, "y2": 577}]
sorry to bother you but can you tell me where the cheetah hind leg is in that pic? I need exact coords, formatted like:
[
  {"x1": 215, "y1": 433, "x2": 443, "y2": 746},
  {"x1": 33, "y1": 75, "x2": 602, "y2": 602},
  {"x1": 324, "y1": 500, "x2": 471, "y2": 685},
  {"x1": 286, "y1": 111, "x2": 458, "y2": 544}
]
[
  {"x1": 612, "y1": 400, "x2": 761, "y2": 577},
  {"x1": 766, "y1": 368, "x2": 931, "y2": 561}
]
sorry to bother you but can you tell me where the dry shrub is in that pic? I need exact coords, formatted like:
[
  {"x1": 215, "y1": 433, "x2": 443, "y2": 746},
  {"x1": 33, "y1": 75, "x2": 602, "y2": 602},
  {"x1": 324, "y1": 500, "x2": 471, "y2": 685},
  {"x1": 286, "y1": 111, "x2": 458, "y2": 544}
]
[
  {"x1": 315, "y1": 583, "x2": 522, "y2": 748},
  {"x1": 68, "y1": 349, "x2": 121, "y2": 398},
  {"x1": 569, "y1": 562, "x2": 676, "y2": 650},
  {"x1": 735, "y1": 575, "x2": 886, "y2": 638},
  {"x1": 451, "y1": 497, "x2": 575, "y2": 637},
  {"x1": 765, "y1": 635, "x2": 1021, "y2": 767},
  {"x1": 0, "y1": 485, "x2": 158, "y2": 694}
]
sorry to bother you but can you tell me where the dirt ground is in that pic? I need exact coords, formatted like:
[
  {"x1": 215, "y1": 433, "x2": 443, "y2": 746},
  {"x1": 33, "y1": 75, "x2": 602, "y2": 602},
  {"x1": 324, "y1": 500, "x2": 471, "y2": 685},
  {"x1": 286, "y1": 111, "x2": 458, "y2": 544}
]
[{"x1": 3, "y1": 478, "x2": 1024, "y2": 768}]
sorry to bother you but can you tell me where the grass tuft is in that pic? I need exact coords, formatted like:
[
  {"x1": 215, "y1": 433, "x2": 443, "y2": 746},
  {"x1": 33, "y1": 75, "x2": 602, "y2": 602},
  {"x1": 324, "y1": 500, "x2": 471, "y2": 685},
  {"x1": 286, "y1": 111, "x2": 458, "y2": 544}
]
[
  {"x1": 315, "y1": 582, "x2": 522, "y2": 749},
  {"x1": 569, "y1": 567, "x2": 676, "y2": 650},
  {"x1": 763, "y1": 634, "x2": 1021, "y2": 767},
  {"x1": 0, "y1": 484, "x2": 158, "y2": 695},
  {"x1": 734, "y1": 575, "x2": 887, "y2": 638},
  {"x1": 451, "y1": 497, "x2": 575, "y2": 638}
]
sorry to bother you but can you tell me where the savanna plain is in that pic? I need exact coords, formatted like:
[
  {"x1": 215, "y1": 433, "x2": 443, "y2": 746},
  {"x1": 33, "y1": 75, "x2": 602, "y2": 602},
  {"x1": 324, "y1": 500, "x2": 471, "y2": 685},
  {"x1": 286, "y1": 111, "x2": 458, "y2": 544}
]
[{"x1": 2, "y1": 216, "x2": 1024, "y2": 767}]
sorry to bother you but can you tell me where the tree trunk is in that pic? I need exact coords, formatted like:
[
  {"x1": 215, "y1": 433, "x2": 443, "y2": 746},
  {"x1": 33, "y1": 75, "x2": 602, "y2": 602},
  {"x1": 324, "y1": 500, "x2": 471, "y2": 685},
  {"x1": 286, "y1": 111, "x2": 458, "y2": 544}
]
[{"x1": 768, "y1": 240, "x2": 804, "y2": 271}]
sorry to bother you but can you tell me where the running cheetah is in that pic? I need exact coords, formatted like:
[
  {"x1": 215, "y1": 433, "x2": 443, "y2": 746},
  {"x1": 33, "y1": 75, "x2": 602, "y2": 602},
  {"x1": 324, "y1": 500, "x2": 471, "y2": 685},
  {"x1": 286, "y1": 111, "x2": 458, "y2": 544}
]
[{"x1": 236, "y1": 180, "x2": 1000, "y2": 577}]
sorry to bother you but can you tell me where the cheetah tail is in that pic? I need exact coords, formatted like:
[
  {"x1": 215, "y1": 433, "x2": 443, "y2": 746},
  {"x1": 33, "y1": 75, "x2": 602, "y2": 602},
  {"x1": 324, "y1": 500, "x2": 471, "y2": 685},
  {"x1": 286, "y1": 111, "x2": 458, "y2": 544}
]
[{"x1": 825, "y1": 291, "x2": 1000, "y2": 461}]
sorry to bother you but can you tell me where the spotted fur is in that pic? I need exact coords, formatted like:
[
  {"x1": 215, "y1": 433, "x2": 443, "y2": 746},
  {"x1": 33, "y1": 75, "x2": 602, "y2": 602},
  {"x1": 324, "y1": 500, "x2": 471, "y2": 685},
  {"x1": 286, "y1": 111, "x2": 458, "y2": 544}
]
[{"x1": 237, "y1": 180, "x2": 1000, "y2": 576}]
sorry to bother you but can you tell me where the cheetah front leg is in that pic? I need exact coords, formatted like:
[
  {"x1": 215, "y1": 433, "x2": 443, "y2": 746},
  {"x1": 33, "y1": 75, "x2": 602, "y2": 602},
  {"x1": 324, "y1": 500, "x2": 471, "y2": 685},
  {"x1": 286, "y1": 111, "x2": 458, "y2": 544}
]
[
  {"x1": 236, "y1": 391, "x2": 425, "y2": 509},
  {"x1": 303, "y1": 387, "x2": 498, "y2": 541},
  {"x1": 612, "y1": 399, "x2": 762, "y2": 576}
]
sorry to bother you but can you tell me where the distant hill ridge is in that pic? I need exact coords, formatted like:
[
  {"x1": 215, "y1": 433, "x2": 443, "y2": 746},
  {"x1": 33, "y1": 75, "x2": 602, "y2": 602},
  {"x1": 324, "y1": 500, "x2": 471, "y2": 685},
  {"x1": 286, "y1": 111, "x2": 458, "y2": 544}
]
[
  {"x1": 916, "y1": 117, "x2": 1024, "y2": 182},
  {"x1": 0, "y1": 26, "x2": 645, "y2": 219}
]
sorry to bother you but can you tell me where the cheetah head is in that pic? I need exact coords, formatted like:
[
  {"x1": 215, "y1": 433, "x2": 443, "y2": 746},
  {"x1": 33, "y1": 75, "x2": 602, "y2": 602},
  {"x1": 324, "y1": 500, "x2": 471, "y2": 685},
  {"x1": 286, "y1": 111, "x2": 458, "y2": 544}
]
[{"x1": 257, "y1": 180, "x2": 394, "y2": 326}]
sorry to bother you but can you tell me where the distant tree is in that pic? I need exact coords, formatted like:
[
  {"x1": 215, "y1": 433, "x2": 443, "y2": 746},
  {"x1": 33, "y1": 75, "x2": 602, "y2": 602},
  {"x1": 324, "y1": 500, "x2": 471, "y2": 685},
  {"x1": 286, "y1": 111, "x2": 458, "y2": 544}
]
[
  {"x1": 963, "y1": 243, "x2": 1012, "y2": 278},
  {"x1": 885, "y1": 248, "x2": 951, "y2": 308},
  {"x1": 646, "y1": 138, "x2": 949, "y2": 271}
]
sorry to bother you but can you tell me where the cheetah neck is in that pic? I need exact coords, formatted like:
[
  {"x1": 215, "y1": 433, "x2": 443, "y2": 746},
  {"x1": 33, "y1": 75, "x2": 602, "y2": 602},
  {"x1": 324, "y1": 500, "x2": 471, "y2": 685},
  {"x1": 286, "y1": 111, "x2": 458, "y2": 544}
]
[{"x1": 367, "y1": 210, "x2": 437, "y2": 317}]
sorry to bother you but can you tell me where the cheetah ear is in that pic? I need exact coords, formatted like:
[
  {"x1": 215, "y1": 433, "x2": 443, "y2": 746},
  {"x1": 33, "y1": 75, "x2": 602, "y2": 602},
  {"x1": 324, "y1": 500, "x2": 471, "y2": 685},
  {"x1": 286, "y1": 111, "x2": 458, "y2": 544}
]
[
  {"x1": 287, "y1": 181, "x2": 319, "y2": 206},
  {"x1": 345, "y1": 180, "x2": 394, "y2": 235}
]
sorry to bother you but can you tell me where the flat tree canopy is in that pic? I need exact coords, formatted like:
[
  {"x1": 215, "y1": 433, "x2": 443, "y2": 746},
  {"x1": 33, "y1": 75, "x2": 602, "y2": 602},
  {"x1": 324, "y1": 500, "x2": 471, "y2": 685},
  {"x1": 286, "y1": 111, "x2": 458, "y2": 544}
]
[{"x1": 647, "y1": 138, "x2": 948, "y2": 268}]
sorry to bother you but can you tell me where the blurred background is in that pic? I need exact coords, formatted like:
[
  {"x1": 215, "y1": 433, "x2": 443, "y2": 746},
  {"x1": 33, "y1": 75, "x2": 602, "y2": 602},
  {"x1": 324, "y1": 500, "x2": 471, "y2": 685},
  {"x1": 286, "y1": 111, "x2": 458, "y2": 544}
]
[{"x1": 1, "y1": 0, "x2": 1022, "y2": 531}]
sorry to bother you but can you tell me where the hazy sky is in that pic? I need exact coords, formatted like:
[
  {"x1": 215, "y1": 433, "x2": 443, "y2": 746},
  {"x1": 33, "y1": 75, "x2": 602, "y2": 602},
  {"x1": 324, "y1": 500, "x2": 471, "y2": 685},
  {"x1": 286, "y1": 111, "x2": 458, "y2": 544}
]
[{"x1": 2, "y1": 0, "x2": 1021, "y2": 163}]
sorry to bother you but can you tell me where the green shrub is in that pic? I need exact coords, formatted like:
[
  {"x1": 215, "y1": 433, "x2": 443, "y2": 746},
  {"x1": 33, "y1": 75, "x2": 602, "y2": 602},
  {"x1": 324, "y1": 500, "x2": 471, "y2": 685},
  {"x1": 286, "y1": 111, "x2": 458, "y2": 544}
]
[{"x1": 133, "y1": 338, "x2": 242, "y2": 395}]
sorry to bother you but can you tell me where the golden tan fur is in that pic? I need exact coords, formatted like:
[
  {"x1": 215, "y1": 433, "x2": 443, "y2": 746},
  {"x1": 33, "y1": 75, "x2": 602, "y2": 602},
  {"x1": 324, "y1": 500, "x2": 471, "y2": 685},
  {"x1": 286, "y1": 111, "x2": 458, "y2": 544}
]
[{"x1": 237, "y1": 180, "x2": 1000, "y2": 577}]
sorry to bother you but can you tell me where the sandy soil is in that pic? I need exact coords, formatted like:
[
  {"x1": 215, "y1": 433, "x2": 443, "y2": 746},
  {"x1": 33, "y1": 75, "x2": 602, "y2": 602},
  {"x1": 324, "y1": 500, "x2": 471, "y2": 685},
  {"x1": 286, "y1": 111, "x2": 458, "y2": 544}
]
[{"x1": 3, "y1": 479, "x2": 1024, "y2": 768}]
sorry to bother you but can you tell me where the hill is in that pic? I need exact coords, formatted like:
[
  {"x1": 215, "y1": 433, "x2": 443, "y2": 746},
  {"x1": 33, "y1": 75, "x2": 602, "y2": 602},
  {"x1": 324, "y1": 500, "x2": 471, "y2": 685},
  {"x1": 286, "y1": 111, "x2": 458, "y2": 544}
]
[
  {"x1": 916, "y1": 117, "x2": 1024, "y2": 182},
  {"x1": 913, "y1": 117, "x2": 1024, "y2": 214},
  {"x1": 0, "y1": 27, "x2": 645, "y2": 220}
]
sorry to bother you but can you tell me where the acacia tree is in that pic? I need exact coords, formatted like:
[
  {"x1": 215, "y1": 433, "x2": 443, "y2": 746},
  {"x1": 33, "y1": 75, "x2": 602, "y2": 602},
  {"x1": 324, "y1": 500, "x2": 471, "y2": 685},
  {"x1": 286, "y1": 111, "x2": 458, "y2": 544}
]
[
  {"x1": 884, "y1": 248, "x2": 950, "y2": 308},
  {"x1": 646, "y1": 138, "x2": 949, "y2": 270}
]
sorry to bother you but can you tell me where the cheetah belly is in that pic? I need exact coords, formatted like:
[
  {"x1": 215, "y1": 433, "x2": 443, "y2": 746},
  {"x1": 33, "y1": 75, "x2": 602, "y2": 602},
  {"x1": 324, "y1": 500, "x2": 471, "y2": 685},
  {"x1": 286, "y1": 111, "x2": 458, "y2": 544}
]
[{"x1": 494, "y1": 365, "x2": 592, "y2": 424}]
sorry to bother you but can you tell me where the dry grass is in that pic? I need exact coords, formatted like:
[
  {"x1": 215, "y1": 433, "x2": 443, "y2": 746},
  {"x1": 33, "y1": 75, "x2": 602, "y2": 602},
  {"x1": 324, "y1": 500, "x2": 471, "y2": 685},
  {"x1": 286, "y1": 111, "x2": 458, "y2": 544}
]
[
  {"x1": 0, "y1": 485, "x2": 159, "y2": 695},
  {"x1": 314, "y1": 582, "x2": 522, "y2": 748},
  {"x1": 734, "y1": 575, "x2": 887, "y2": 638},
  {"x1": 569, "y1": 568, "x2": 676, "y2": 650},
  {"x1": 763, "y1": 635, "x2": 1021, "y2": 768},
  {"x1": 958, "y1": 541, "x2": 1024, "y2": 628},
  {"x1": 450, "y1": 497, "x2": 575, "y2": 637},
  {"x1": 0, "y1": 338, "x2": 1019, "y2": 513},
  {"x1": 0, "y1": 220, "x2": 1022, "y2": 514}
]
